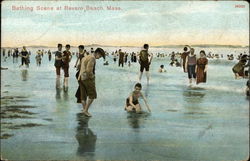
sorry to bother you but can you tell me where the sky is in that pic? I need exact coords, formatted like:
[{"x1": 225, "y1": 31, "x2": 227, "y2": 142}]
[{"x1": 1, "y1": 0, "x2": 249, "y2": 47}]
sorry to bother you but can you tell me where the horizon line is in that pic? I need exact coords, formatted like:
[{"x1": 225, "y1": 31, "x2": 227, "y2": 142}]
[{"x1": 1, "y1": 43, "x2": 249, "y2": 48}]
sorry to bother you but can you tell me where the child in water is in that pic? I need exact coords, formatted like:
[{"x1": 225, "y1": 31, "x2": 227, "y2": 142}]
[
  {"x1": 158, "y1": 65, "x2": 166, "y2": 72},
  {"x1": 125, "y1": 83, "x2": 151, "y2": 113}
]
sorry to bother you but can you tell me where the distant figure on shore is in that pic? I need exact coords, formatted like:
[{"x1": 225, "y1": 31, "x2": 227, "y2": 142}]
[
  {"x1": 128, "y1": 61, "x2": 131, "y2": 67},
  {"x1": 90, "y1": 48, "x2": 94, "y2": 55},
  {"x1": 124, "y1": 53, "x2": 128, "y2": 64},
  {"x1": 124, "y1": 83, "x2": 151, "y2": 113},
  {"x1": 13, "y1": 48, "x2": 19, "y2": 63},
  {"x1": 170, "y1": 52, "x2": 175, "y2": 62},
  {"x1": 118, "y1": 49, "x2": 125, "y2": 67},
  {"x1": 158, "y1": 65, "x2": 166, "y2": 73},
  {"x1": 2, "y1": 49, "x2": 6, "y2": 57},
  {"x1": 196, "y1": 50, "x2": 208, "y2": 84},
  {"x1": 62, "y1": 44, "x2": 72, "y2": 91},
  {"x1": 48, "y1": 50, "x2": 52, "y2": 61},
  {"x1": 103, "y1": 61, "x2": 109, "y2": 65},
  {"x1": 19, "y1": 46, "x2": 29, "y2": 68},
  {"x1": 131, "y1": 52, "x2": 137, "y2": 63},
  {"x1": 175, "y1": 59, "x2": 181, "y2": 67},
  {"x1": 8, "y1": 49, "x2": 11, "y2": 57},
  {"x1": 54, "y1": 44, "x2": 63, "y2": 89},
  {"x1": 78, "y1": 48, "x2": 105, "y2": 117},
  {"x1": 185, "y1": 48, "x2": 196, "y2": 84},
  {"x1": 36, "y1": 50, "x2": 42, "y2": 66},
  {"x1": 113, "y1": 51, "x2": 117, "y2": 63},
  {"x1": 237, "y1": 53, "x2": 243, "y2": 60},
  {"x1": 232, "y1": 55, "x2": 247, "y2": 79},
  {"x1": 170, "y1": 59, "x2": 181, "y2": 67},
  {"x1": 228, "y1": 54, "x2": 234, "y2": 60},
  {"x1": 138, "y1": 44, "x2": 153, "y2": 84},
  {"x1": 181, "y1": 45, "x2": 191, "y2": 72}
]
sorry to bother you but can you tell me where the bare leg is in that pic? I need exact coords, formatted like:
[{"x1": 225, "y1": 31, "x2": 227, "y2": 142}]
[
  {"x1": 139, "y1": 72, "x2": 143, "y2": 82},
  {"x1": 81, "y1": 100, "x2": 86, "y2": 111},
  {"x1": 125, "y1": 105, "x2": 133, "y2": 112},
  {"x1": 83, "y1": 98, "x2": 94, "y2": 117},
  {"x1": 65, "y1": 77, "x2": 69, "y2": 87},
  {"x1": 146, "y1": 71, "x2": 150, "y2": 84},
  {"x1": 189, "y1": 79, "x2": 192, "y2": 84},
  {"x1": 235, "y1": 73, "x2": 240, "y2": 79},
  {"x1": 135, "y1": 104, "x2": 142, "y2": 113},
  {"x1": 63, "y1": 77, "x2": 66, "y2": 87},
  {"x1": 56, "y1": 75, "x2": 61, "y2": 89},
  {"x1": 63, "y1": 77, "x2": 69, "y2": 92}
]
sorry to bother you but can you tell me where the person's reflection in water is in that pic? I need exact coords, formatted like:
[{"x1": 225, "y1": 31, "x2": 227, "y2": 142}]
[
  {"x1": 144, "y1": 84, "x2": 150, "y2": 98},
  {"x1": 21, "y1": 69, "x2": 28, "y2": 81},
  {"x1": 182, "y1": 86, "x2": 206, "y2": 116},
  {"x1": 55, "y1": 88, "x2": 61, "y2": 100},
  {"x1": 75, "y1": 113, "x2": 97, "y2": 158},
  {"x1": 183, "y1": 86, "x2": 206, "y2": 102},
  {"x1": 63, "y1": 90, "x2": 69, "y2": 101},
  {"x1": 127, "y1": 112, "x2": 150, "y2": 130}
]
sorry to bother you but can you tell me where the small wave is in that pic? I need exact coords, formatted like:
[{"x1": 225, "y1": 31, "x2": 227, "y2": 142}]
[{"x1": 192, "y1": 84, "x2": 245, "y2": 93}]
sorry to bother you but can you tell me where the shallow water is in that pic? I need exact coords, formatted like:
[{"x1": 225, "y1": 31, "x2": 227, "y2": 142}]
[{"x1": 1, "y1": 47, "x2": 249, "y2": 161}]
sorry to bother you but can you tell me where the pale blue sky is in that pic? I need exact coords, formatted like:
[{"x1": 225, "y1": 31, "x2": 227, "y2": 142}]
[{"x1": 1, "y1": 1, "x2": 249, "y2": 47}]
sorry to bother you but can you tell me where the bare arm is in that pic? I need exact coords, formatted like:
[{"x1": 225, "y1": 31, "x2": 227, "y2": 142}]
[
  {"x1": 185, "y1": 57, "x2": 188, "y2": 71},
  {"x1": 55, "y1": 56, "x2": 62, "y2": 60},
  {"x1": 141, "y1": 93, "x2": 151, "y2": 112},
  {"x1": 69, "y1": 52, "x2": 72, "y2": 61},
  {"x1": 204, "y1": 64, "x2": 208, "y2": 72},
  {"x1": 78, "y1": 59, "x2": 84, "y2": 81},
  {"x1": 149, "y1": 53, "x2": 153, "y2": 63},
  {"x1": 74, "y1": 57, "x2": 79, "y2": 68},
  {"x1": 137, "y1": 52, "x2": 141, "y2": 64}
]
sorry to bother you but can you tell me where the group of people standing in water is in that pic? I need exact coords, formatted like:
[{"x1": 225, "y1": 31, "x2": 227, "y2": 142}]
[
  {"x1": 53, "y1": 43, "x2": 106, "y2": 117},
  {"x1": 181, "y1": 45, "x2": 208, "y2": 84},
  {"x1": 1, "y1": 44, "x2": 249, "y2": 116}
]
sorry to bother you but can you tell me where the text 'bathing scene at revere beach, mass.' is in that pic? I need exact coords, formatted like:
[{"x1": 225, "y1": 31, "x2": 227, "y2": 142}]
[{"x1": 11, "y1": 5, "x2": 122, "y2": 11}]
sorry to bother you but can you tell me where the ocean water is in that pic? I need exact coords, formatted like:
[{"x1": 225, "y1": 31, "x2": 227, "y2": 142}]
[{"x1": 0, "y1": 47, "x2": 249, "y2": 161}]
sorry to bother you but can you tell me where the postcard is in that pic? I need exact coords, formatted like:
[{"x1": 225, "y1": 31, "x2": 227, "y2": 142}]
[{"x1": 1, "y1": 0, "x2": 249, "y2": 161}]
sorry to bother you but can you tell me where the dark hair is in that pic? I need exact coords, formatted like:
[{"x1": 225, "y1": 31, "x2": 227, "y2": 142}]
[
  {"x1": 95, "y1": 48, "x2": 105, "y2": 59},
  {"x1": 160, "y1": 65, "x2": 164, "y2": 68},
  {"x1": 241, "y1": 54, "x2": 248, "y2": 59},
  {"x1": 200, "y1": 50, "x2": 206, "y2": 56},
  {"x1": 134, "y1": 83, "x2": 142, "y2": 89},
  {"x1": 143, "y1": 44, "x2": 149, "y2": 49},
  {"x1": 66, "y1": 44, "x2": 70, "y2": 48},
  {"x1": 240, "y1": 59, "x2": 247, "y2": 63},
  {"x1": 78, "y1": 45, "x2": 84, "y2": 49},
  {"x1": 184, "y1": 47, "x2": 187, "y2": 51},
  {"x1": 57, "y1": 44, "x2": 62, "y2": 48}
]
